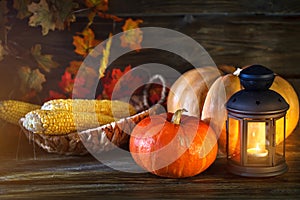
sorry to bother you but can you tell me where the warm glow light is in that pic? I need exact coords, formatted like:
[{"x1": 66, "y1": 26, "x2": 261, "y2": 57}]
[
  {"x1": 247, "y1": 143, "x2": 268, "y2": 157},
  {"x1": 247, "y1": 122, "x2": 268, "y2": 157}
]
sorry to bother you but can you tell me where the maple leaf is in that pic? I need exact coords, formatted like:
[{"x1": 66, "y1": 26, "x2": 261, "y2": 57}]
[
  {"x1": 13, "y1": 0, "x2": 32, "y2": 19},
  {"x1": 78, "y1": 66, "x2": 98, "y2": 88},
  {"x1": 66, "y1": 60, "x2": 83, "y2": 75},
  {"x1": 59, "y1": 71, "x2": 74, "y2": 94},
  {"x1": 59, "y1": 62, "x2": 97, "y2": 98},
  {"x1": 85, "y1": 0, "x2": 108, "y2": 12},
  {"x1": 28, "y1": 0, "x2": 55, "y2": 36},
  {"x1": 18, "y1": 66, "x2": 46, "y2": 94},
  {"x1": 28, "y1": 0, "x2": 77, "y2": 35},
  {"x1": 73, "y1": 28, "x2": 101, "y2": 57},
  {"x1": 99, "y1": 33, "x2": 112, "y2": 79},
  {"x1": 101, "y1": 65, "x2": 144, "y2": 99},
  {"x1": 51, "y1": 0, "x2": 77, "y2": 30},
  {"x1": 31, "y1": 44, "x2": 59, "y2": 72},
  {"x1": 120, "y1": 18, "x2": 143, "y2": 51}
]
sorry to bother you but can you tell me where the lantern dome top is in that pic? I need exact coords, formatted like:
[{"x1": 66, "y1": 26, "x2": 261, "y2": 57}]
[
  {"x1": 239, "y1": 64, "x2": 275, "y2": 90},
  {"x1": 226, "y1": 64, "x2": 289, "y2": 116}
]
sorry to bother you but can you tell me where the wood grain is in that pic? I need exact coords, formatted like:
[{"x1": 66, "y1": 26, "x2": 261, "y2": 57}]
[
  {"x1": 108, "y1": 0, "x2": 300, "y2": 16},
  {"x1": 0, "y1": 121, "x2": 299, "y2": 199},
  {"x1": 1, "y1": 4, "x2": 300, "y2": 101}
]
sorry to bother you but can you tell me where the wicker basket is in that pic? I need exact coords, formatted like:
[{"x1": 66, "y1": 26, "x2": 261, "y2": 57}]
[{"x1": 19, "y1": 74, "x2": 166, "y2": 156}]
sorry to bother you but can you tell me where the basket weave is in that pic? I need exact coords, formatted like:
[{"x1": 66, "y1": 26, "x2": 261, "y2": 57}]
[
  {"x1": 19, "y1": 74, "x2": 166, "y2": 156},
  {"x1": 19, "y1": 104, "x2": 159, "y2": 156}
]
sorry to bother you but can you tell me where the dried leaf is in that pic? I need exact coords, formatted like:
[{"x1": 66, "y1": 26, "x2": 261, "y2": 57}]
[
  {"x1": 73, "y1": 28, "x2": 101, "y2": 57},
  {"x1": 18, "y1": 66, "x2": 46, "y2": 94},
  {"x1": 85, "y1": 0, "x2": 108, "y2": 12},
  {"x1": 31, "y1": 44, "x2": 59, "y2": 72},
  {"x1": 51, "y1": 0, "x2": 77, "y2": 30},
  {"x1": 13, "y1": 0, "x2": 32, "y2": 19},
  {"x1": 120, "y1": 18, "x2": 143, "y2": 51},
  {"x1": 28, "y1": 0, "x2": 77, "y2": 35},
  {"x1": 99, "y1": 33, "x2": 112, "y2": 79},
  {"x1": 28, "y1": 0, "x2": 55, "y2": 35},
  {"x1": 66, "y1": 60, "x2": 83, "y2": 75}
]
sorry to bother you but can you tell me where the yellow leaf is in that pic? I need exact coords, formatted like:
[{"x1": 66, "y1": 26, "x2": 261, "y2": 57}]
[
  {"x1": 99, "y1": 33, "x2": 112, "y2": 79},
  {"x1": 73, "y1": 28, "x2": 101, "y2": 57},
  {"x1": 120, "y1": 18, "x2": 143, "y2": 51},
  {"x1": 85, "y1": 0, "x2": 108, "y2": 12}
]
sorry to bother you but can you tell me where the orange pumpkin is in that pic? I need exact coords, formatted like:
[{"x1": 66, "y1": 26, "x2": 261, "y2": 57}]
[
  {"x1": 129, "y1": 109, "x2": 218, "y2": 178},
  {"x1": 201, "y1": 67, "x2": 299, "y2": 154}
]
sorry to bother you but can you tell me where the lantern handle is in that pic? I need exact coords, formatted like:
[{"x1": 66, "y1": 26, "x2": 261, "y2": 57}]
[{"x1": 233, "y1": 68, "x2": 243, "y2": 76}]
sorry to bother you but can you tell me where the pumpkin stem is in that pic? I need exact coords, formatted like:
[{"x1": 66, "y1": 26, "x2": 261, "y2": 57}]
[{"x1": 171, "y1": 108, "x2": 187, "y2": 125}]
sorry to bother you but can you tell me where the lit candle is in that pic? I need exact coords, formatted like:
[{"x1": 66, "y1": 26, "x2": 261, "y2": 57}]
[{"x1": 247, "y1": 143, "x2": 268, "y2": 157}]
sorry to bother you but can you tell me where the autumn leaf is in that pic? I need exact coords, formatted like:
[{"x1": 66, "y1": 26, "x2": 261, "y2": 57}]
[
  {"x1": 85, "y1": 0, "x2": 108, "y2": 12},
  {"x1": 101, "y1": 65, "x2": 144, "y2": 99},
  {"x1": 13, "y1": 0, "x2": 32, "y2": 19},
  {"x1": 31, "y1": 44, "x2": 59, "y2": 72},
  {"x1": 73, "y1": 28, "x2": 101, "y2": 57},
  {"x1": 120, "y1": 18, "x2": 143, "y2": 51},
  {"x1": 58, "y1": 61, "x2": 98, "y2": 98},
  {"x1": 28, "y1": 0, "x2": 77, "y2": 35},
  {"x1": 51, "y1": 0, "x2": 77, "y2": 30},
  {"x1": 99, "y1": 33, "x2": 112, "y2": 79},
  {"x1": 28, "y1": 0, "x2": 55, "y2": 36},
  {"x1": 59, "y1": 71, "x2": 74, "y2": 94},
  {"x1": 18, "y1": 66, "x2": 46, "y2": 94},
  {"x1": 66, "y1": 60, "x2": 83, "y2": 75}
]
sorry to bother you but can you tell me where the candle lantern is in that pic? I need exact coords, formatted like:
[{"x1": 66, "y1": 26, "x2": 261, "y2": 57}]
[{"x1": 226, "y1": 65, "x2": 289, "y2": 177}]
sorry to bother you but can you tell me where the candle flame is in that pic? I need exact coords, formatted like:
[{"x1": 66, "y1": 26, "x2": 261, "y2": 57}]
[{"x1": 255, "y1": 143, "x2": 260, "y2": 151}]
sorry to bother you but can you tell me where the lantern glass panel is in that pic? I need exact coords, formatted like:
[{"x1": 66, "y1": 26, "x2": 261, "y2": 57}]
[
  {"x1": 227, "y1": 117, "x2": 240, "y2": 163},
  {"x1": 275, "y1": 117, "x2": 285, "y2": 164},
  {"x1": 246, "y1": 121, "x2": 271, "y2": 166}
]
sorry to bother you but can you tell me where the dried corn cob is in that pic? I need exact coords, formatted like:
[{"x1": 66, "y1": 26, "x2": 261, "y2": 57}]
[
  {"x1": 0, "y1": 100, "x2": 40, "y2": 125},
  {"x1": 22, "y1": 109, "x2": 117, "y2": 135},
  {"x1": 41, "y1": 99, "x2": 136, "y2": 118}
]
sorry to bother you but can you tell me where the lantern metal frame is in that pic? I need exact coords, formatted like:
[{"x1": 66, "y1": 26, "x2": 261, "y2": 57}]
[{"x1": 226, "y1": 65, "x2": 289, "y2": 177}]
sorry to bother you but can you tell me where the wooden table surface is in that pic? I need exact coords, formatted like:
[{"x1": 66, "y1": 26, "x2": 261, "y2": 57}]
[{"x1": 0, "y1": 122, "x2": 299, "y2": 199}]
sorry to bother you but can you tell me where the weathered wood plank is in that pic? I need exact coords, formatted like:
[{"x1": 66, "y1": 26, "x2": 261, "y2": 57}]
[
  {"x1": 2, "y1": 14, "x2": 300, "y2": 101},
  {"x1": 0, "y1": 124, "x2": 300, "y2": 199},
  {"x1": 108, "y1": 0, "x2": 300, "y2": 16}
]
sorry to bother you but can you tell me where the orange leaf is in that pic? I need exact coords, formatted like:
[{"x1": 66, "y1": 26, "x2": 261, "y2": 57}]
[
  {"x1": 85, "y1": 0, "x2": 108, "y2": 12},
  {"x1": 66, "y1": 60, "x2": 83, "y2": 75},
  {"x1": 97, "y1": 12, "x2": 123, "y2": 22},
  {"x1": 73, "y1": 28, "x2": 101, "y2": 57},
  {"x1": 120, "y1": 18, "x2": 143, "y2": 51},
  {"x1": 99, "y1": 33, "x2": 112, "y2": 79}
]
